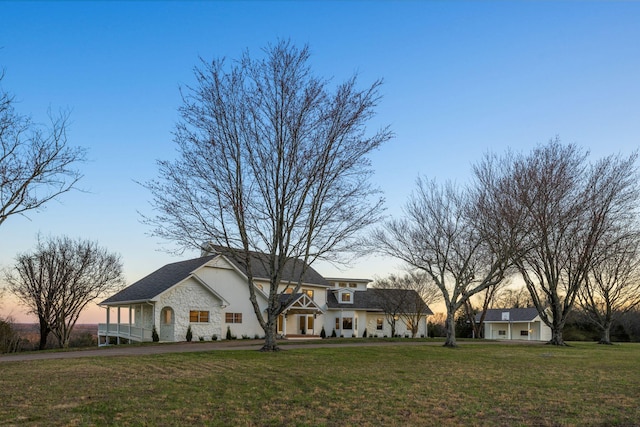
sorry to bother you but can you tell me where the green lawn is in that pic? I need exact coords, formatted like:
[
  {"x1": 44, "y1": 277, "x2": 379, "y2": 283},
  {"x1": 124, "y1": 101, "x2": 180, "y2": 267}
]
[{"x1": 1, "y1": 342, "x2": 639, "y2": 426}]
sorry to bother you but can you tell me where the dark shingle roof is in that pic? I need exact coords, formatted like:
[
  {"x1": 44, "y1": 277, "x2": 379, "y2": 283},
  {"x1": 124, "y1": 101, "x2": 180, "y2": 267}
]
[
  {"x1": 327, "y1": 288, "x2": 433, "y2": 315},
  {"x1": 477, "y1": 307, "x2": 540, "y2": 322},
  {"x1": 101, "y1": 256, "x2": 215, "y2": 304},
  {"x1": 211, "y1": 246, "x2": 329, "y2": 287},
  {"x1": 101, "y1": 246, "x2": 329, "y2": 305}
]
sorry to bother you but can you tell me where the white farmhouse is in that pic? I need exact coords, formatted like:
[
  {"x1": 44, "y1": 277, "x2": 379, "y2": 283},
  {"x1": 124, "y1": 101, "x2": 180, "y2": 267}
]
[{"x1": 98, "y1": 247, "x2": 432, "y2": 345}]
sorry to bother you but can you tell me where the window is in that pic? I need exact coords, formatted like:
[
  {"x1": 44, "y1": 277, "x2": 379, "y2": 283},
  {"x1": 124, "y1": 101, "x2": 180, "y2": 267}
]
[
  {"x1": 520, "y1": 330, "x2": 529, "y2": 336},
  {"x1": 349, "y1": 283, "x2": 357, "y2": 288},
  {"x1": 303, "y1": 289, "x2": 314, "y2": 300},
  {"x1": 189, "y1": 310, "x2": 209, "y2": 323},
  {"x1": 162, "y1": 308, "x2": 173, "y2": 325},
  {"x1": 335, "y1": 317, "x2": 340, "y2": 330},
  {"x1": 225, "y1": 312, "x2": 243, "y2": 323},
  {"x1": 341, "y1": 292, "x2": 351, "y2": 302},
  {"x1": 342, "y1": 317, "x2": 353, "y2": 330},
  {"x1": 376, "y1": 318, "x2": 383, "y2": 330},
  {"x1": 498, "y1": 330, "x2": 506, "y2": 336}
]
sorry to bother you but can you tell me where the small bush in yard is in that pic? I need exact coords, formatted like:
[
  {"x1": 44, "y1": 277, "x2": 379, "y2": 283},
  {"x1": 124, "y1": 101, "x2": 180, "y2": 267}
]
[
  {"x1": 186, "y1": 325, "x2": 193, "y2": 342},
  {"x1": 226, "y1": 326, "x2": 237, "y2": 340}
]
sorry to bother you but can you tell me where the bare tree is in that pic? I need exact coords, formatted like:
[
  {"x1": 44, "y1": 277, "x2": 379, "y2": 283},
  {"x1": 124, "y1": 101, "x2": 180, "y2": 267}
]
[
  {"x1": 475, "y1": 140, "x2": 640, "y2": 345},
  {"x1": 370, "y1": 178, "x2": 514, "y2": 347},
  {"x1": 0, "y1": 71, "x2": 86, "y2": 227},
  {"x1": 4, "y1": 236, "x2": 125, "y2": 348},
  {"x1": 491, "y1": 285, "x2": 533, "y2": 309},
  {"x1": 463, "y1": 282, "x2": 504, "y2": 339},
  {"x1": 372, "y1": 272, "x2": 440, "y2": 337},
  {"x1": 142, "y1": 41, "x2": 392, "y2": 351},
  {"x1": 579, "y1": 231, "x2": 640, "y2": 344}
]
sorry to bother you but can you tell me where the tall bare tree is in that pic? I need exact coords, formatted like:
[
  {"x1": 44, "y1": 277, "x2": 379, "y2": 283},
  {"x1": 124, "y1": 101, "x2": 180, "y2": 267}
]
[
  {"x1": 463, "y1": 282, "x2": 504, "y2": 338},
  {"x1": 579, "y1": 231, "x2": 640, "y2": 344},
  {"x1": 0, "y1": 71, "x2": 86, "y2": 227},
  {"x1": 143, "y1": 41, "x2": 392, "y2": 351},
  {"x1": 372, "y1": 272, "x2": 440, "y2": 337},
  {"x1": 491, "y1": 286, "x2": 533, "y2": 309},
  {"x1": 5, "y1": 236, "x2": 125, "y2": 348},
  {"x1": 370, "y1": 178, "x2": 515, "y2": 347},
  {"x1": 475, "y1": 140, "x2": 640, "y2": 345}
]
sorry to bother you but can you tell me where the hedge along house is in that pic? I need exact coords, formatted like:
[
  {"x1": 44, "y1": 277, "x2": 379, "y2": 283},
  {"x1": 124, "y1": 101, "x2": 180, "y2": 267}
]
[
  {"x1": 477, "y1": 307, "x2": 552, "y2": 341},
  {"x1": 98, "y1": 246, "x2": 434, "y2": 345}
]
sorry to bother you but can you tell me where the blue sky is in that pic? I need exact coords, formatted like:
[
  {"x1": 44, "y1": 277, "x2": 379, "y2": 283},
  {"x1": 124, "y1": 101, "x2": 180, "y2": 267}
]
[{"x1": 1, "y1": 1, "x2": 639, "y2": 322}]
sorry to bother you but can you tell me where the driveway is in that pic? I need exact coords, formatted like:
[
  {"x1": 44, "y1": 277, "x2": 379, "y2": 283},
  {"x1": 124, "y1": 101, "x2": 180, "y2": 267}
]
[{"x1": 0, "y1": 339, "x2": 544, "y2": 363}]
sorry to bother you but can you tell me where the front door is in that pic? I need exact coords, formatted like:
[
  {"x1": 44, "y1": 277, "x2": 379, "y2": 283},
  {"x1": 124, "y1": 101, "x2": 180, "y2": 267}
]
[
  {"x1": 299, "y1": 315, "x2": 314, "y2": 335},
  {"x1": 159, "y1": 306, "x2": 174, "y2": 341}
]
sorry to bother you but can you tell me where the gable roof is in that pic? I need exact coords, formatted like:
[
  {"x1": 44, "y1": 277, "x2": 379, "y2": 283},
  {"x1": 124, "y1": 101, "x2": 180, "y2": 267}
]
[
  {"x1": 210, "y1": 245, "x2": 330, "y2": 287},
  {"x1": 279, "y1": 293, "x2": 323, "y2": 312},
  {"x1": 327, "y1": 288, "x2": 433, "y2": 315},
  {"x1": 101, "y1": 246, "x2": 330, "y2": 305},
  {"x1": 478, "y1": 307, "x2": 540, "y2": 322},
  {"x1": 101, "y1": 256, "x2": 216, "y2": 305}
]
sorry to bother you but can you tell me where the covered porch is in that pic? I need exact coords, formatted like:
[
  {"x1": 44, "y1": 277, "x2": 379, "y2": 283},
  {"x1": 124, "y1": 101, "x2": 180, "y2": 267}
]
[
  {"x1": 98, "y1": 302, "x2": 155, "y2": 346},
  {"x1": 277, "y1": 293, "x2": 324, "y2": 339},
  {"x1": 485, "y1": 321, "x2": 541, "y2": 341}
]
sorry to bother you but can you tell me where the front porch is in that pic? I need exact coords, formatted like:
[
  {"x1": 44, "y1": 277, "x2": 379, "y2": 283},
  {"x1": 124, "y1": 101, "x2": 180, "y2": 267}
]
[
  {"x1": 98, "y1": 303, "x2": 155, "y2": 346},
  {"x1": 277, "y1": 293, "x2": 325, "y2": 337}
]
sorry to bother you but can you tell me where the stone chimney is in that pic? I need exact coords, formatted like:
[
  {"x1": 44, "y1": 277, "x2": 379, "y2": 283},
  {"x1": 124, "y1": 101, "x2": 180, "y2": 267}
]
[{"x1": 200, "y1": 241, "x2": 217, "y2": 257}]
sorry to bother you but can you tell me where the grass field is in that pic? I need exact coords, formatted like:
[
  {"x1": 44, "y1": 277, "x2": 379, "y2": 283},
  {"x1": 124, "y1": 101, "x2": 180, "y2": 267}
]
[{"x1": 1, "y1": 341, "x2": 639, "y2": 426}]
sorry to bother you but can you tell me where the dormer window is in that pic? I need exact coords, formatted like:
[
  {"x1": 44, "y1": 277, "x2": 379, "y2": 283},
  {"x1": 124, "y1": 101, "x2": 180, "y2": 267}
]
[{"x1": 341, "y1": 292, "x2": 352, "y2": 303}]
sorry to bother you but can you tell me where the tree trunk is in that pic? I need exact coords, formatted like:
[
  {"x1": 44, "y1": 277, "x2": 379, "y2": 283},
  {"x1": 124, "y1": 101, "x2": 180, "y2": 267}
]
[
  {"x1": 260, "y1": 316, "x2": 280, "y2": 352},
  {"x1": 38, "y1": 319, "x2": 50, "y2": 350},
  {"x1": 444, "y1": 309, "x2": 457, "y2": 347},
  {"x1": 599, "y1": 323, "x2": 613, "y2": 345},
  {"x1": 548, "y1": 325, "x2": 567, "y2": 346}
]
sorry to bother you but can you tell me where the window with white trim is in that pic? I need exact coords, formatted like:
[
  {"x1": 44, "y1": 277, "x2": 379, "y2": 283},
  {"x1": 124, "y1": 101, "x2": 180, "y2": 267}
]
[
  {"x1": 189, "y1": 310, "x2": 209, "y2": 323},
  {"x1": 225, "y1": 312, "x2": 242, "y2": 323}
]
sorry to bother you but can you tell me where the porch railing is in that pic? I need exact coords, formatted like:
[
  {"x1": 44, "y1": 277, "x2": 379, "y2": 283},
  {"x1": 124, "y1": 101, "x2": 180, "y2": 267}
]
[{"x1": 98, "y1": 323, "x2": 153, "y2": 345}]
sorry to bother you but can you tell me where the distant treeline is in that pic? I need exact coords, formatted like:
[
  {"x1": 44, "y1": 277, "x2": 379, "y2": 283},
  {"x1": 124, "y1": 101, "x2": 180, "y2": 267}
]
[{"x1": 1, "y1": 322, "x2": 98, "y2": 353}]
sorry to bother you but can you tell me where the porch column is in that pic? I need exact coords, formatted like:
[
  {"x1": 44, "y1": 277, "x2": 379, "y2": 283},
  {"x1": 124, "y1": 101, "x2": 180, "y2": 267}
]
[
  {"x1": 117, "y1": 306, "x2": 121, "y2": 345},
  {"x1": 105, "y1": 306, "x2": 110, "y2": 345},
  {"x1": 507, "y1": 322, "x2": 511, "y2": 340},
  {"x1": 283, "y1": 313, "x2": 287, "y2": 337},
  {"x1": 528, "y1": 322, "x2": 531, "y2": 341}
]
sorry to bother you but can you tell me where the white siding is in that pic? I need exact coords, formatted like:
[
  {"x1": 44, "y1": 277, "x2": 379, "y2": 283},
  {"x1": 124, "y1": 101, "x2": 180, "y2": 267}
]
[{"x1": 196, "y1": 263, "x2": 268, "y2": 339}]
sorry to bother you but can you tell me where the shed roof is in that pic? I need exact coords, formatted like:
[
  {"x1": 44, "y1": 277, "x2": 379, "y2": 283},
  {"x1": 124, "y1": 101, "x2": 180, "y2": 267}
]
[{"x1": 477, "y1": 307, "x2": 540, "y2": 322}]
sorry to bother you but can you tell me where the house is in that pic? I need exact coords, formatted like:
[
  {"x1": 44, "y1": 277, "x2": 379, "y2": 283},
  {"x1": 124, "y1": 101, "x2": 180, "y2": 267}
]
[
  {"x1": 325, "y1": 280, "x2": 432, "y2": 338},
  {"x1": 476, "y1": 307, "x2": 552, "y2": 341},
  {"x1": 98, "y1": 247, "x2": 432, "y2": 345}
]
